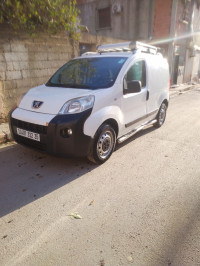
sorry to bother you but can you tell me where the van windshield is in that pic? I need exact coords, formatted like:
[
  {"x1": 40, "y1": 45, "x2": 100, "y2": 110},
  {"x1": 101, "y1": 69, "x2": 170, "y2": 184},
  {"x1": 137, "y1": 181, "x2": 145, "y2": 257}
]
[{"x1": 46, "y1": 57, "x2": 127, "y2": 89}]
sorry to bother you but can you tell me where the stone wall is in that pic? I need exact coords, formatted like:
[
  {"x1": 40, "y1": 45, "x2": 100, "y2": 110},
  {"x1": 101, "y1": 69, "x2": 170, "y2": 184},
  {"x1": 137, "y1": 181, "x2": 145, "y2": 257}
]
[
  {"x1": 0, "y1": 25, "x2": 75, "y2": 123},
  {"x1": 0, "y1": 25, "x2": 124, "y2": 123}
]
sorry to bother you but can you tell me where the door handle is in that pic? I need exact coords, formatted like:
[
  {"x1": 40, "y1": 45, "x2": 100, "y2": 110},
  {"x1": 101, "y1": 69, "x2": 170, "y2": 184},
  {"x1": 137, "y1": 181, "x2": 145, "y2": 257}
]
[{"x1": 146, "y1": 90, "x2": 149, "y2": 101}]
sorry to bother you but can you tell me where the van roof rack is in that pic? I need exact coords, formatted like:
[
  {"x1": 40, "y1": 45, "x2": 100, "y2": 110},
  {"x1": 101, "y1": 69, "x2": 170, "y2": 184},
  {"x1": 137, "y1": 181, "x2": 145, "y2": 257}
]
[
  {"x1": 81, "y1": 52, "x2": 98, "y2": 56},
  {"x1": 97, "y1": 41, "x2": 159, "y2": 55}
]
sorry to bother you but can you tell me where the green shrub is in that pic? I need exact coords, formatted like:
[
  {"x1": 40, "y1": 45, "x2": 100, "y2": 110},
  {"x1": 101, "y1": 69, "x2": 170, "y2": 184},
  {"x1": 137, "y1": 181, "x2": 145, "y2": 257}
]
[{"x1": 0, "y1": 0, "x2": 80, "y2": 39}]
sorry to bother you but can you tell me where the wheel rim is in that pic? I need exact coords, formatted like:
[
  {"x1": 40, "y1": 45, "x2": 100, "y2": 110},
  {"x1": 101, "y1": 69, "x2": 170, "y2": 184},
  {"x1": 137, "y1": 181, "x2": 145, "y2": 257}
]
[
  {"x1": 97, "y1": 130, "x2": 114, "y2": 160},
  {"x1": 159, "y1": 104, "x2": 166, "y2": 125}
]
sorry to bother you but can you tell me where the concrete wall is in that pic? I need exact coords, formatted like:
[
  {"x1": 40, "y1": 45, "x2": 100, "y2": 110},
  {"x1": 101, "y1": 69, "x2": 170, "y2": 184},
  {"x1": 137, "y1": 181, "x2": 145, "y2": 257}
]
[
  {"x1": 78, "y1": 0, "x2": 152, "y2": 41},
  {"x1": 0, "y1": 25, "x2": 125, "y2": 123}
]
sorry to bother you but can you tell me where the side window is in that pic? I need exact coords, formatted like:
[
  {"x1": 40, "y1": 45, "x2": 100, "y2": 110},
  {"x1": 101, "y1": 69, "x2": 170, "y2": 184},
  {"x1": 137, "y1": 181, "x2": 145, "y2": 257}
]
[{"x1": 124, "y1": 60, "x2": 146, "y2": 91}]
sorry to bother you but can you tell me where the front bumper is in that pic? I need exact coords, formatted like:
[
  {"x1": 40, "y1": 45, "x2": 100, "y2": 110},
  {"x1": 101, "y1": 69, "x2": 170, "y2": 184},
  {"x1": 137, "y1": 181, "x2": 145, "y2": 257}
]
[{"x1": 10, "y1": 108, "x2": 93, "y2": 157}]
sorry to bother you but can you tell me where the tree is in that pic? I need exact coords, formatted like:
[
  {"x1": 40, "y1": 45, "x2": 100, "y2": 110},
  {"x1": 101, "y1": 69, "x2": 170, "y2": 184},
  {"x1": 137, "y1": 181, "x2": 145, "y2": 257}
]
[{"x1": 0, "y1": 0, "x2": 80, "y2": 40}]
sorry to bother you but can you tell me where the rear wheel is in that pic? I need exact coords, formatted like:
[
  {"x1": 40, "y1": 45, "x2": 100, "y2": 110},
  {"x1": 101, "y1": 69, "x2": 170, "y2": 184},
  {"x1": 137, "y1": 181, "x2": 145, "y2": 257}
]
[
  {"x1": 87, "y1": 124, "x2": 116, "y2": 164},
  {"x1": 154, "y1": 102, "x2": 167, "y2": 128}
]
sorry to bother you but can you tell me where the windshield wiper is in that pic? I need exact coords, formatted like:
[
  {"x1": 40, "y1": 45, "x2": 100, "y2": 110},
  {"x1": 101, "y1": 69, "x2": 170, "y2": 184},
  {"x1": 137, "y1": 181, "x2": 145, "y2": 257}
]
[
  {"x1": 46, "y1": 82, "x2": 91, "y2": 89},
  {"x1": 64, "y1": 84, "x2": 90, "y2": 89}
]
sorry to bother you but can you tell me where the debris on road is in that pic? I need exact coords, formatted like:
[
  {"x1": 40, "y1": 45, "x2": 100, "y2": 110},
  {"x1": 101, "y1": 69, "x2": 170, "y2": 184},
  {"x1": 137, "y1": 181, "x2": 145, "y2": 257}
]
[
  {"x1": 68, "y1": 212, "x2": 82, "y2": 219},
  {"x1": 89, "y1": 200, "x2": 95, "y2": 206},
  {"x1": 100, "y1": 259, "x2": 105, "y2": 266},
  {"x1": 127, "y1": 255, "x2": 133, "y2": 263}
]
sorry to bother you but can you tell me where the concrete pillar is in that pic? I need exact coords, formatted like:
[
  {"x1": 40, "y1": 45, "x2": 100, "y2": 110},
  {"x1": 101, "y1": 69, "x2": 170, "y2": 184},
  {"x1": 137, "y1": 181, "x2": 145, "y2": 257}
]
[{"x1": 168, "y1": 0, "x2": 179, "y2": 83}]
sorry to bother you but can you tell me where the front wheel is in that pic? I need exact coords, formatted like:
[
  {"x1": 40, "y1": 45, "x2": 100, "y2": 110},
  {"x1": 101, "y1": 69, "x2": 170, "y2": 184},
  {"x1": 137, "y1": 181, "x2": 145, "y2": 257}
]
[
  {"x1": 154, "y1": 102, "x2": 167, "y2": 128},
  {"x1": 87, "y1": 124, "x2": 116, "y2": 164}
]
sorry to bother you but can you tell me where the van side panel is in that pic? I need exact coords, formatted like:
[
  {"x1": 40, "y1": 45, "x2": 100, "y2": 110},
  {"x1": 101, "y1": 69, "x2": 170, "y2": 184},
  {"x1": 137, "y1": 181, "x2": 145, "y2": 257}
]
[{"x1": 146, "y1": 55, "x2": 169, "y2": 115}]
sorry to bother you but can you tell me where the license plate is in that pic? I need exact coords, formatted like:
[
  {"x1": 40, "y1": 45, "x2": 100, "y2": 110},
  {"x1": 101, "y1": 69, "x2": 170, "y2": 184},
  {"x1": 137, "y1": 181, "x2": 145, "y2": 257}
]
[{"x1": 16, "y1": 128, "x2": 40, "y2": 142}]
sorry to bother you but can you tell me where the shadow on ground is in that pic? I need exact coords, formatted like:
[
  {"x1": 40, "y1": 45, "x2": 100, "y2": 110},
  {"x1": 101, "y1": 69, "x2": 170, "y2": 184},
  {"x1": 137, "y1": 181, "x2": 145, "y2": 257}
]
[
  {"x1": 0, "y1": 143, "x2": 97, "y2": 218},
  {"x1": 116, "y1": 125, "x2": 156, "y2": 150},
  {"x1": 0, "y1": 125, "x2": 156, "y2": 218}
]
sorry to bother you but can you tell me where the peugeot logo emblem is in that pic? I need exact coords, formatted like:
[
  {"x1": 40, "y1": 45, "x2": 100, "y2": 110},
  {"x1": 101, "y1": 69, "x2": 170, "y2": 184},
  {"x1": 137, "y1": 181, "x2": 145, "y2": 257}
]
[{"x1": 32, "y1": 101, "x2": 43, "y2": 109}]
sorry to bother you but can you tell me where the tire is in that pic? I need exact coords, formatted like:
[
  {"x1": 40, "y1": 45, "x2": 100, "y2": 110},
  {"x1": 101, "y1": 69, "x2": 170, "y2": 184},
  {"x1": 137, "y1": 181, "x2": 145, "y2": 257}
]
[
  {"x1": 87, "y1": 124, "x2": 116, "y2": 164},
  {"x1": 154, "y1": 102, "x2": 167, "y2": 128}
]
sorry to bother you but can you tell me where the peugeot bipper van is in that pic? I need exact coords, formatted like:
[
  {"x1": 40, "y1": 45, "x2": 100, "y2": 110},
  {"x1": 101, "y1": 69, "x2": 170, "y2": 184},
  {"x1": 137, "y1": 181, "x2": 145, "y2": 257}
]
[{"x1": 10, "y1": 42, "x2": 170, "y2": 164}]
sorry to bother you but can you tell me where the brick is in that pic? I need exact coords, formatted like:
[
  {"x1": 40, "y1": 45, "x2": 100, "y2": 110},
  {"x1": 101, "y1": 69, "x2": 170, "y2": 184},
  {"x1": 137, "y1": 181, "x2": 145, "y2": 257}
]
[
  {"x1": 47, "y1": 53, "x2": 62, "y2": 61},
  {"x1": 3, "y1": 89, "x2": 17, "y2": 99},
  {"x1": 13, "y1": 61, "x2": 29, "y2": 71},
  {"x1": 3, "y1": 80, "x2": 17, "y2": 91},
  {"x1": 0, "y1": 71, "x2": 6, "y2": 80},
  {"x1": 15, "y1": 78, "x2": 32, "y2": 90},
  {"x1": 28, "y1": 52, "x2": 48, "y2": 61},
  {"x1": 0, "y1": 54, "x2": 5, "y2": 62},
  {"x1": 47, "y1": 44, "x2": 72, "y2": 54},
  {"x1": 12, "y1": 61, "x2": 21, "y2": 71},
  {"x1": 0, "y1": 81, "x2": 3, "y2": 91},
  {"x1": 6, "y1": 62, "x2": 14, "y2": 71},
  {"x1": 22, "y1": 68, "x2": 49, "y2": 79},
  {"x1": 25, "y1": 43, "x2": 47, "y2": 52},
  {"x1": 10, "y1": 42, "x2": 27, "y2": 52},
  {"x1": 21, "y1": 69, "x2": 31, "y2": 79},
  {"x1": 6, "y1": 70, "x2": 22, "y2": 80},
  {"x1": 0, "y1": 62, "x2": 6, "y2": 72},
  {"x1": 59, "y1": 53, "x2": 70, "y2": 61},
  {"x1": 4, "y1": 52, "x2": 18, "y2": 62},
  {"x1": 34, "y1": 69, "x2": 49, "y2": 78},
  {"x1": 30, "y1": 61, "x2": 44, "y2": 69},
  {"x1": 3, "y1": 43, "x2": 11, "y2": 53},
  {"x1": 0, "y1": 43, "x2": 11, "y2": 53},
  {"x1": 4, "y1": 52, "x2": 28, "y2": 62}
]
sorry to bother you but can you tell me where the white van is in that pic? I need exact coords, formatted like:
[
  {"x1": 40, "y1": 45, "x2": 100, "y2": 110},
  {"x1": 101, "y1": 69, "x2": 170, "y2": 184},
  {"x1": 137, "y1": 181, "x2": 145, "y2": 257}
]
[{"x1": 10, "y1": 42, "x2": 170, "y2": 164}]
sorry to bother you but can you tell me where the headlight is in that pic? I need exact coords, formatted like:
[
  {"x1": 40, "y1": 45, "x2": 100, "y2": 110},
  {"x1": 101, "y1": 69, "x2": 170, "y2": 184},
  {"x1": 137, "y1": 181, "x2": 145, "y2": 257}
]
[
  {"x1": 17, "y1": 93, "x2": 26, "y2": 107},
  {"x1": 59, "y1": 95, "x2": 95, "y2": 114}
]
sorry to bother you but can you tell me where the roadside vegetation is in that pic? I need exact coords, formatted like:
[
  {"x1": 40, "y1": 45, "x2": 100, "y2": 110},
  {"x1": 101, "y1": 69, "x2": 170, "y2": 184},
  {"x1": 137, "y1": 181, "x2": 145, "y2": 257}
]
[{"x1": 0, "y1": 0, "x2": 80, "y2": 39}]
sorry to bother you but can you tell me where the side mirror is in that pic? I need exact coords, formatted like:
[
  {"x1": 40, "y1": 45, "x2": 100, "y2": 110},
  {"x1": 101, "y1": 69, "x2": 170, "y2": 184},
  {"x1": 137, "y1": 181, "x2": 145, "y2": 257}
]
[{"x1": 124, "y1": 80, "x2": 141, "y2": 94}]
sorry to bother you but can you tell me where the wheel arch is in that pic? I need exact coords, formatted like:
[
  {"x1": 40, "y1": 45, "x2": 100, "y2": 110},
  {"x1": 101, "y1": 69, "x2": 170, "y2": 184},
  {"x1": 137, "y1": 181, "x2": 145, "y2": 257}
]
[
  {"x1": 163, "y1": 99, "x2": 169, "y2": 108},
  {"x1": 102, "y1": 118, "x2": 119, "y2": 137}
]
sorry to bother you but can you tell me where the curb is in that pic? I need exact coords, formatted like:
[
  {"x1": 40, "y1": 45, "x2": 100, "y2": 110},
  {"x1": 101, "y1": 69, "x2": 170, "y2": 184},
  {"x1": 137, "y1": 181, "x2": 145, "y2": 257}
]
[
  {"x1": 0, "y1": 124, "x2": 12, "y2": 145},
  {"x1": 170, "y1": 84, "x2": 198, "y2": 97},
  {"x1": 0, "y1": 133, "x2": 7, "y2": 145}
]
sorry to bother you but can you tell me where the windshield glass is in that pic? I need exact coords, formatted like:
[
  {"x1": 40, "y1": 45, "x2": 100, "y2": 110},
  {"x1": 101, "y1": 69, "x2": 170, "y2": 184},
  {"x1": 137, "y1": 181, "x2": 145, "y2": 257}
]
[{"x1": 46, "y1": 57, "x2": 127, "y2": 89}]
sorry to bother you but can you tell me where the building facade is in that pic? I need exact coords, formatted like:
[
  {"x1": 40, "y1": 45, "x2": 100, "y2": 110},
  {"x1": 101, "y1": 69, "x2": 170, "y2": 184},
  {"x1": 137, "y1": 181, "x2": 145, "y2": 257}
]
[{"x1": 77, "y1": 0, "x2": 200, "y2": 84}]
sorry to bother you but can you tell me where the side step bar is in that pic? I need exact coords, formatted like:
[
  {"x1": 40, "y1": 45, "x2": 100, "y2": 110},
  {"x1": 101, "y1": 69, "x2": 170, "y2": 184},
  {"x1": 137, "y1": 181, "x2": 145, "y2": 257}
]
[{"x1": 117, "y1": 119, "x2": 157, "y2": 144}]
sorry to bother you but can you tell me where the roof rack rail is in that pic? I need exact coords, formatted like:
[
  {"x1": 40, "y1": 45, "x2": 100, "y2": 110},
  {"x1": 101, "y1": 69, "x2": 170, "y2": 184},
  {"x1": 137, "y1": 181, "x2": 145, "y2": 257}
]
[
  {"x1": 81, "y1": 52, "x2": 98, "y2": 56},
  {"x1": 97, "y1": 41, "x2": 159, "y2": 55}
]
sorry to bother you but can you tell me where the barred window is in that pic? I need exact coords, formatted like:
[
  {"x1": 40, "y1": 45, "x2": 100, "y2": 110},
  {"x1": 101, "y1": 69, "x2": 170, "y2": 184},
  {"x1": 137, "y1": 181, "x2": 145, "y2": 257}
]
[{"x1": 98, "y1": 7, "x2": 111, "y2": 29}]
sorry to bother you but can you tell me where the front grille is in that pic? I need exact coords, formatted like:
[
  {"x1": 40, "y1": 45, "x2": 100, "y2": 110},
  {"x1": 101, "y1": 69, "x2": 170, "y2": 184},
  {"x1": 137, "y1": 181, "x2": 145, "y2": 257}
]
[
  {"x1": 11, "y1": 118, "x2": 47, "y2": 151},
  {"x1": 12, "y1": 118, "x2": 47, "y2": 134}
]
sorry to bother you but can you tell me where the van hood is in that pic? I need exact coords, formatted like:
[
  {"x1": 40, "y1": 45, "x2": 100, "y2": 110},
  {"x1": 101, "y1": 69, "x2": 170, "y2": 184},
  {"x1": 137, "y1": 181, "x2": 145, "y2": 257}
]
[{"x1": 19, "y1": 84, "x2": 94, "y2": 115}]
